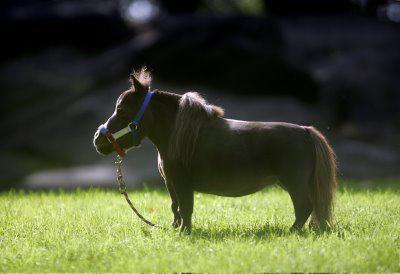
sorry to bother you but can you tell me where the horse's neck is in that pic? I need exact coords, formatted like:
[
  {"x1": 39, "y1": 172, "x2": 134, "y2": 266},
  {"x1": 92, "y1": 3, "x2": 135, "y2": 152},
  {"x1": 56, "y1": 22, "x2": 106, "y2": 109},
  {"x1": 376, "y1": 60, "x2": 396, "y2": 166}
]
[{"x1": 147, "y1": 92, "x2": 179, "y2": 156}]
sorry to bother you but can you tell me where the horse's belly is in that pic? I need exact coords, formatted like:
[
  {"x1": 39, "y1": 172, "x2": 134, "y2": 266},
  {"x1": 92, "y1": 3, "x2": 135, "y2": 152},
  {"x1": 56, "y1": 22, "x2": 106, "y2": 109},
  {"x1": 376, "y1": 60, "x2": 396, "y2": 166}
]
[{"x1": 192, "y1": 175, "x2": 278, "y2": 197}]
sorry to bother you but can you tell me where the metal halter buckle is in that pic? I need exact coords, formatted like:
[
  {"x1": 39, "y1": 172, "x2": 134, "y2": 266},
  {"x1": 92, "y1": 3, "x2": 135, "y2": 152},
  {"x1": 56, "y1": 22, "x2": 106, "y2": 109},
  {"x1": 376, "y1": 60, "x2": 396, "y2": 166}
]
[{"x1": 129, "y1": 123, "x2": 138, "y2": 131}]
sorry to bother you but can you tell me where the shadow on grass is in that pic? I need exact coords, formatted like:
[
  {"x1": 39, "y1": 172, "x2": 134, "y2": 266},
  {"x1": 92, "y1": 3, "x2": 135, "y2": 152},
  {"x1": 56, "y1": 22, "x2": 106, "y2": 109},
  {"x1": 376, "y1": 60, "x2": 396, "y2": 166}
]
[{"x1": 190, "y1": 222, "x2": 318, "y2": 240}]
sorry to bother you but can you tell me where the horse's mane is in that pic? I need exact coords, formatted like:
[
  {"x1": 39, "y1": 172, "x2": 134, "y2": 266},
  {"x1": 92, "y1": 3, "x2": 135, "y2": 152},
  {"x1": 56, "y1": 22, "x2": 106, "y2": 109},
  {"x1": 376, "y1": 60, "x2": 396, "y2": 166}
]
[{"x1": 168, "y1": 92, "x2": 224, "y2": 168}]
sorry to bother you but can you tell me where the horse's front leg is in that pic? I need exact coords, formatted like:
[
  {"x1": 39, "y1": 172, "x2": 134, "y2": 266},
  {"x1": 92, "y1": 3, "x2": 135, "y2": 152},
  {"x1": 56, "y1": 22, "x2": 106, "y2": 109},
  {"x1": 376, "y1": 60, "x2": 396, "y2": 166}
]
[
  {"x1": 165, "y1": 181, "x2": 181, "y2": 228},
  {"x1": 159, "y1": 156, "x2": 181, "y2": 228},
  {"x1": 174, "y1": 182, "x2": 194, "y2": 234}
]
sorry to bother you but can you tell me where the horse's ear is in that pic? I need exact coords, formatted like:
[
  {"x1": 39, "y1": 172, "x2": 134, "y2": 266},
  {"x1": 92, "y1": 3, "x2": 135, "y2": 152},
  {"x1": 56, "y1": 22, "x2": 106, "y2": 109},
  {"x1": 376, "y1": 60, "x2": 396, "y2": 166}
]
[
  {"x1": 130, "y1": 67, "x2": 152, "y2": 93},
  {"x1": 130, "y1": 71, "x2": 145, "y2": 93}
]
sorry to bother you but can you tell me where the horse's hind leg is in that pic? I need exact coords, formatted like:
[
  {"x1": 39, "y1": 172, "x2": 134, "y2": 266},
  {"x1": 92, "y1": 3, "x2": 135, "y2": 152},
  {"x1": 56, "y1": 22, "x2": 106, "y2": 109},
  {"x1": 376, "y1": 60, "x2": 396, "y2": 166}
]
[
  {"x1": 281, "y1": 175, "x2": 313, "y2": 231},
  {"x1": 288, "y1": 187, "x2": 313, "y2": 231}
]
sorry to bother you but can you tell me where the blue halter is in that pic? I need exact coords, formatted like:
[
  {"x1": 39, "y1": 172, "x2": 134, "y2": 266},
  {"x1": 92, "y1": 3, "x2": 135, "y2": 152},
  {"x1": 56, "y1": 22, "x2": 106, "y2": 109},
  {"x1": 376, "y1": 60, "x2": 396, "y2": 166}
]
[
  {"x1": 98, "y1": 91, "x2": 153, "y2": 154},
  {"x1": 129, "y1": 90, "x2": 153, "y2": 146}
]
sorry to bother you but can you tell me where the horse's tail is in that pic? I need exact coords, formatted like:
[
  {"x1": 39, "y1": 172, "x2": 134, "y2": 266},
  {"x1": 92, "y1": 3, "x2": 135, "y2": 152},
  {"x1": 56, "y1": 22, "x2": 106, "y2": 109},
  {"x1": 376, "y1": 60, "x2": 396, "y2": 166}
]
[{"x1": 305, "y1": 126, "x2": 337, "y2": 229}]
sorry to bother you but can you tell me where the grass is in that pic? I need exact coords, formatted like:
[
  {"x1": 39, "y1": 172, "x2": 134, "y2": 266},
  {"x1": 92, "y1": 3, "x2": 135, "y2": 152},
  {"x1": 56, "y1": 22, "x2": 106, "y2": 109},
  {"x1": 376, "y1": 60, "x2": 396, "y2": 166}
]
[{"x1": 1, "y1": 182, "x2": 400, "y2": 272}]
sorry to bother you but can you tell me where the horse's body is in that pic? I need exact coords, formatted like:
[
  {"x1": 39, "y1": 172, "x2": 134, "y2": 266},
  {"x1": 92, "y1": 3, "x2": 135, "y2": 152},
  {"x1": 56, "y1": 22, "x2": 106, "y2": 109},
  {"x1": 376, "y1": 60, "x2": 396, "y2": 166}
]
[
  {"x1": 94, "y1": 69, "x2": 337, "y2": 234},
  {"x1": 179, "y1": 119, "x2": 311, "y2": 197}
]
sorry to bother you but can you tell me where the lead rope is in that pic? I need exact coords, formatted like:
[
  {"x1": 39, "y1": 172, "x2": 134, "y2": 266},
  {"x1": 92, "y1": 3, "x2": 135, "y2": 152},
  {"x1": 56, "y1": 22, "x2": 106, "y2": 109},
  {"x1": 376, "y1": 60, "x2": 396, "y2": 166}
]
[{"x1": 115, "y1": 155, "x2": 160, "y2": 227}]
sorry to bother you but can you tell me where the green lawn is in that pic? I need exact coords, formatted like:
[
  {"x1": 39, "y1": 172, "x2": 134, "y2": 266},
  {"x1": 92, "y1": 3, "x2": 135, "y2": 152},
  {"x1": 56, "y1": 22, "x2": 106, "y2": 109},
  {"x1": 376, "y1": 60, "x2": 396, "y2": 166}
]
[{"x1": 1, "y1": 182, "x2": 399, "y2": 272}]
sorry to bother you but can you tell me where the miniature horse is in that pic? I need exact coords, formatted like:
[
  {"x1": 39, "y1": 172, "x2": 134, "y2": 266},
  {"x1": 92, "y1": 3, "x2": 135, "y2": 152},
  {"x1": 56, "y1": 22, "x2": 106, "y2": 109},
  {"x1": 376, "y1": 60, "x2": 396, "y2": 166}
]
[{"x1": 93, "y1": 68, "x2": 337, "y2": 234}]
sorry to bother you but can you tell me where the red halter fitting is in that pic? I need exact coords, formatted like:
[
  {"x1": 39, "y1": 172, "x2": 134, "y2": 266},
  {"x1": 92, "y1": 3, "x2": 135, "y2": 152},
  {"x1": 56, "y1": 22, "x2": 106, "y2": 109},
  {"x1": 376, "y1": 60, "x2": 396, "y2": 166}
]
[{"x1": 104, "y1": 131, "x2": 126, "y2": 158}]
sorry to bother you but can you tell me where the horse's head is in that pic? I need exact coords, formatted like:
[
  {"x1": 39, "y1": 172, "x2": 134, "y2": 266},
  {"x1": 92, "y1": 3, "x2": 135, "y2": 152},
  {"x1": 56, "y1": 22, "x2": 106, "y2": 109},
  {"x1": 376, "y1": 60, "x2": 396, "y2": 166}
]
[{"x1": 93, "y1": 68, "x2": 154, "y2": 156}]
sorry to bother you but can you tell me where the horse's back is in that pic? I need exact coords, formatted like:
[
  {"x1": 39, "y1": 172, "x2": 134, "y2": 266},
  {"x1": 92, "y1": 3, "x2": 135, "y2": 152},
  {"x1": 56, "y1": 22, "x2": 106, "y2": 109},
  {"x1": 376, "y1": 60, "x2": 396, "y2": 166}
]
[{"x1": 199, "y1": 118, "x2": 311, "y2": 162}]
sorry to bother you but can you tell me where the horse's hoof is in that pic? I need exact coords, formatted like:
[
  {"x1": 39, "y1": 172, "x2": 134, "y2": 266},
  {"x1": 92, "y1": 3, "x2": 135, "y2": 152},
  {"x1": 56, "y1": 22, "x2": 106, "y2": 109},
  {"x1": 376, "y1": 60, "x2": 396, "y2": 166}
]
[
  {"x1": 289, "y1": 225, "x2": 301, "y2": 232},
  {"x1": 179, "y1": 225, "x2": 192, "y2": 235},
  {"x1": 171, "y1": 219, "x2": 181, "y2": 229}
]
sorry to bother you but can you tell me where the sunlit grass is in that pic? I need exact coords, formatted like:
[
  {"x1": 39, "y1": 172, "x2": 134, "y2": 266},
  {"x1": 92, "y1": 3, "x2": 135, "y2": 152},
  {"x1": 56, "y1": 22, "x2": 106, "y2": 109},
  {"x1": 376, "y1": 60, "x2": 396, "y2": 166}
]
[{"x1": 1, "y1": 182, "x2": 399, "y2": 272}]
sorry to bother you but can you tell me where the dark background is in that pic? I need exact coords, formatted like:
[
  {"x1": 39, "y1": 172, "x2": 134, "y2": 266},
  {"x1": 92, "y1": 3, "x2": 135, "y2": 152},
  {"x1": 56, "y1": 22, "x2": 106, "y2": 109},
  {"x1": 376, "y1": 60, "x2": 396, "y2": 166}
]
[{"x1": 1, "y1": 0, "x2": 400, "y2": 190}]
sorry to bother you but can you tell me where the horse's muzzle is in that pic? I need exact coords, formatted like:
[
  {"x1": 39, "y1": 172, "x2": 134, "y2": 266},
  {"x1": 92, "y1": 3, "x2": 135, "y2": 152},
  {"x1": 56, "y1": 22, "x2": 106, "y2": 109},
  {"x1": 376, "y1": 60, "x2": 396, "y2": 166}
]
[{"x1": 93, "y1": 130, "x2": 113, "y2": 155}]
